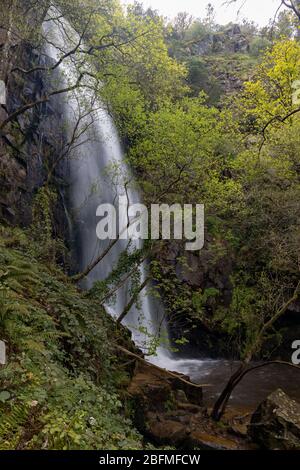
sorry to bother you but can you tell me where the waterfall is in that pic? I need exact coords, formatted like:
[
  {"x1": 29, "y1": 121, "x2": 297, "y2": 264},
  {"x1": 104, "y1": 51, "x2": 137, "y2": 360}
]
[
  {"x1": 41, "y1": 7, "x2": 219, "y2": 380},
  {"x1": 38, "y1": 10, "x2": 300, "y2": 402},
  {"x1": 42, "y1": 8, "x2": 169, "y2": 362}
]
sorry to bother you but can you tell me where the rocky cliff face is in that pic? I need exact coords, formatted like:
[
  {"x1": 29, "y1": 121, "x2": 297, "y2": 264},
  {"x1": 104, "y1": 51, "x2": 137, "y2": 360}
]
[
  {"x1": 184, "y1": 24, "x2": 254, "y2": 104},
  {"x1": 190, "y1": 24, "x2": 250, "y2": 57},
  {"x1": 157, "y1": 240, "x2": 235, "y2": 357},
  {"x1": 0, "y1": 2, "x2": 68, "y2": 241}
]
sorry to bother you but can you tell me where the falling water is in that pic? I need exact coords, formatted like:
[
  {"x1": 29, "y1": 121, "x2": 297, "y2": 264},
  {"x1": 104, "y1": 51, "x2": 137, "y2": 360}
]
[
  {"x1": 41, "y1": 8, "x2": 234, "y2": 382},
  {"x1": 42, "y1": 7, "x2": 169, "y2": 362}
]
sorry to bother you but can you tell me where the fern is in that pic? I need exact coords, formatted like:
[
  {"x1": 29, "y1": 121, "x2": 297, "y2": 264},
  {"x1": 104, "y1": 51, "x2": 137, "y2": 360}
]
[
  {"x1": 0, "y1": 261, "x2": 40, "y2": 294},
  {"x1": 0, "y1": 403, "x2": 30, "y2": 450}
]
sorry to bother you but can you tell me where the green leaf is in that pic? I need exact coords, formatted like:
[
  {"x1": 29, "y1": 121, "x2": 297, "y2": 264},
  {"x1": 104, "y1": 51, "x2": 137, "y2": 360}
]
[{"x1": 0, "y1": 391, "x2": 11, "y2": 402}]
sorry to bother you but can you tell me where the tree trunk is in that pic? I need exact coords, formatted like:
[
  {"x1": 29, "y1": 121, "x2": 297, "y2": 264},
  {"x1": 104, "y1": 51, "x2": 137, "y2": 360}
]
[
  {"x1": 117, "y1": 276, "x2": 151, "y2": 324},
  {"x1": 211, "y1": 360, "x2": 300, "y2": 421},
  {"x1": 211, "y1": 362, "x2": 248, "y2": 421}
]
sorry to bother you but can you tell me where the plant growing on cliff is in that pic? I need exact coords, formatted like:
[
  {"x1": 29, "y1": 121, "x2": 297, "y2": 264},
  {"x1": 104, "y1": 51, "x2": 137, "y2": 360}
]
[{"x1": 30, "y1": 186, "x2": 65, "y2": 264}]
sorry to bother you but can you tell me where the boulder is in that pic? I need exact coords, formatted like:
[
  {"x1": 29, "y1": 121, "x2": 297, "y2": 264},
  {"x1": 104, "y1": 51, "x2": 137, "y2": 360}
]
[
  {"x1": 248, "y1": 389, "x2": 300, "y2": 450},
  {"x1": 128, "y1": 361, "x2": 203, "y2": 412},
  {"x1": 127, "y1": 361, "x2": 203, "y2": 437},
  {"x1": 128, "y1": 361, "x2": 247, "y2": 449},
  {"x1": 144, "y1": 413, "x2": 189, "y2": 446},
  {"x1": 145, "y1": 416, "x2": 241, "y2": 449}
]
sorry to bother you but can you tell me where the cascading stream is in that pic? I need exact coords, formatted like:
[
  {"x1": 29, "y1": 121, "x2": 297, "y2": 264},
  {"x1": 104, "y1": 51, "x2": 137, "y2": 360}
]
[{"x1": 42, "y1": 7, "x2": 170, "y2": 364}]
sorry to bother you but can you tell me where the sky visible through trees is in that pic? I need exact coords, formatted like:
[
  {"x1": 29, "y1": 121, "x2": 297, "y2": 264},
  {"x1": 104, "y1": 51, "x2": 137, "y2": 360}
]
[{"x1": 122, "y1": 0, "x2": 280, "y2": 26}]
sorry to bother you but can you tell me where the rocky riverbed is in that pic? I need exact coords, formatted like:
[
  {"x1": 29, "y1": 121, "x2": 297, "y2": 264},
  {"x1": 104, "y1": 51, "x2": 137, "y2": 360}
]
[{"x1": 127, "y1": 360, "x2": 300, "y2": 450}]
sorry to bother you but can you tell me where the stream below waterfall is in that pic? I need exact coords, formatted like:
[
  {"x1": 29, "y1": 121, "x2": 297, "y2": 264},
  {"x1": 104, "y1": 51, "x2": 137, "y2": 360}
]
[{"x1": 155, "y1": 357, "x2": 300, "y2": 411}]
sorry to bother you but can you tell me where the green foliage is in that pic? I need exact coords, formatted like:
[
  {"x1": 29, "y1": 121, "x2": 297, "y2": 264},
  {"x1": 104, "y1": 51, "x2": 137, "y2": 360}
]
[
  {"x1": 4, "y1": 0, "x2": 300, "y2": 439},
  {"x1": 198, "y1": 39, "x2": 300, "y2": 354},
  {"x1": 249, "y1": 36, "x2": 271, "y2": 57},
  {"x1": 128, "y1": 95, "x2": 238, "y2": 207},
  {"x1": 238, "y1": 39, "x2": 300, "y2": 129},
  {"x1": 30, "y1": 186, "x2": 66, "y2": 265},
  {"x1": 89, "y1": 246, "x2": 146, "y2": 304},
  {"x1": 109, "y1": 22, "x2": 300, "y2": 359},
  {"x1": 267, "y1": 10, "x2": 299, "y2": 40},
  {"x1": 96, "y1": 4, "x2": 188, "y2": 143},
  {"x1": 0, "y1": 226, "x2": 142, "y2": 450},
  {"x1": 192, "y1": 288, "x2": 220, "y2": 314}
]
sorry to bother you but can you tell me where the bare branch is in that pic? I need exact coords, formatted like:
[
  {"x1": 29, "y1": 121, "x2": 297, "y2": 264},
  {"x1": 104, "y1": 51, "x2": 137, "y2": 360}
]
[
  {"x1": 46, "y1": 103, "x2": 100, "y2": 183},
  {"x1": 259, "y1": 106, "x2": 300, "y2": 155},
  {"x1": 98, "y1": 254, "x2": 148, "y2": 305},
  {"x1": 72, "y1": 165, "x2": 189, "y2": 282},
  {"x1": 0, "y1": 72, "x2": 85, "y2": 132},
  {"x1": 11, "y1": 14, "x2": 92, "y2": 76},
  {"x1": 282, "y1": 0, "x2": 300, "y2": 20},
  {"x1": 114, "y1": 344, "x2": 211, "y2": 389},
  {"x1": 117, "y1": 275, "x2": 151, "y2": 324}
]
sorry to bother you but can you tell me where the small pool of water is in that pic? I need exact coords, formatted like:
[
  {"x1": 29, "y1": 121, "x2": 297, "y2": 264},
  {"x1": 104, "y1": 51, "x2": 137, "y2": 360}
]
[{"x1": 152, "y1": 356, "x2": 300, "y2": 411}]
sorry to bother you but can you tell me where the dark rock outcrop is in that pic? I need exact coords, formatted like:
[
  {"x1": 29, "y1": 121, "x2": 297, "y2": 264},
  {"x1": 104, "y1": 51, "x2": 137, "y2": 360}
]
[
  {"x1": 128, "y1": 361, "x2": 244, "y2": 450},
  {"x1": 128, "y1": 361, "x2": 203, "y2": 418},
  {"x1": 249, "y1": 389, "x2": 300, "y2": 450},
  {"x1": 190, "y1": 24, "x2": 250, "y2": 57},
  {"x1": 0, "y1": 3, "x2": 69, "y2": 246},
  {"x1": 158, "y1": 241, "x2": 235, "y2": 357}
]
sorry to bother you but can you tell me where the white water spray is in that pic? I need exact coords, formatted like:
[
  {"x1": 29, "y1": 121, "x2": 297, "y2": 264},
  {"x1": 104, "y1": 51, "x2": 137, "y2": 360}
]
[{"x1": 42, "y1": 8, "x2": 169, "y2": 363}]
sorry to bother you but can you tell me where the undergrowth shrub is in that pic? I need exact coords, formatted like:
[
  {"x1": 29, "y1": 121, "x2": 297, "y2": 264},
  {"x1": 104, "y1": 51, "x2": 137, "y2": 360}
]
[{"x1": 0, "y1": 225, "x2": 142, "y2": 450}]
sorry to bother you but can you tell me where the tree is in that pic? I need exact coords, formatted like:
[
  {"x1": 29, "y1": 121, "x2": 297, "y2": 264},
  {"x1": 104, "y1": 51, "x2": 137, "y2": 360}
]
[
  {"x1": 282, "y1": 0, "x2": 300, "y2": 22},
  {"x1": 172, "y1": 12, "x2": 194, "y2": 40},
  {"x1": 212, "y1": 282, "x2": 300, "y2": 420},
  {"x1": 100, "y1": 3, "x2": 188, "y2": 142},
  {"x1": 0, "y1": 0, "x2": 156, "y2": 136},
  {"x1": 236, "y1": 39, "x2": 300, "y2": 132},
  {"x1": 269, "y1": 10, "x2": 298, "y2": 39},
  {"x1": 226, "y1": 0, "x2": 300, "y2": 24},
  {"x1": 204, "y1": 3, "x2": 216, "y2": 31}
]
